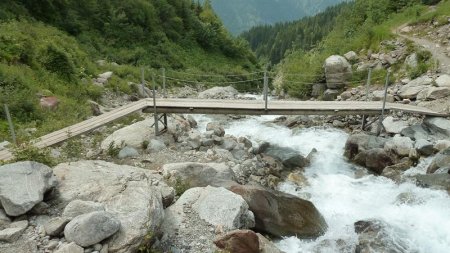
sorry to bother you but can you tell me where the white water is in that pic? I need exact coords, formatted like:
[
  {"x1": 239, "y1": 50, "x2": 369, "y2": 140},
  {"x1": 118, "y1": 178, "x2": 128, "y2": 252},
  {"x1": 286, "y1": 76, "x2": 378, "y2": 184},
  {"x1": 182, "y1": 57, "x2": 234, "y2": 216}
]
[{"x1": 191, "y1": 115, "x2": 450, "y2": 253}]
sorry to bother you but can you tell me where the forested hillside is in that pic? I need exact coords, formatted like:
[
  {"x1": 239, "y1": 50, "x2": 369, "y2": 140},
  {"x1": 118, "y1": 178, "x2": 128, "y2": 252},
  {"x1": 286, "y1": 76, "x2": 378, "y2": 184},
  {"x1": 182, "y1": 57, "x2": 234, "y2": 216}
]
[
  {"x1": 241, "y1": 2, "x2": 350, "y2": 64},
  {"x1": 266, "y1": 0, "x2": 444, "y2": 97},
  {"x1": 201, "y1": 0, "x2": 348, "y2": 35},
  {"x1": 0, "y1": 0, "x2": 258, "y2": 142}
]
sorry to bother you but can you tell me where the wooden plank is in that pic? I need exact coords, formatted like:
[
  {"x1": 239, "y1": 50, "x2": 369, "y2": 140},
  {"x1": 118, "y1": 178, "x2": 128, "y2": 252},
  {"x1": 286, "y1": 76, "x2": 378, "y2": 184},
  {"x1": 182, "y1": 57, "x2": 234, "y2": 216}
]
[{"x1": 1, "y1": 98, "x2": 447, "y2": 162}]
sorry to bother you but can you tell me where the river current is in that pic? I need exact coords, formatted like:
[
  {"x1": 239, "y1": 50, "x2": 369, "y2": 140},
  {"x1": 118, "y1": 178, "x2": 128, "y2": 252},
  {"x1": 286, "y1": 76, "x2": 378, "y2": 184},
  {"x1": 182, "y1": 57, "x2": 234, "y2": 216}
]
[{"x1": 192, "y1": 114, "x2": 450, "y2": 253}]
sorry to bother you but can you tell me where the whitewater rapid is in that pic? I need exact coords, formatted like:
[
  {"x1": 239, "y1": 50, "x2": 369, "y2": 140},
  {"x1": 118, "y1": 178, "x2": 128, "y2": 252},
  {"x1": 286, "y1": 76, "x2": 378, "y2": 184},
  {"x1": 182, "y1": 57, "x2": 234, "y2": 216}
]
[{"x1": 192, "y1": 114, "x2": 450, "y2": 253}]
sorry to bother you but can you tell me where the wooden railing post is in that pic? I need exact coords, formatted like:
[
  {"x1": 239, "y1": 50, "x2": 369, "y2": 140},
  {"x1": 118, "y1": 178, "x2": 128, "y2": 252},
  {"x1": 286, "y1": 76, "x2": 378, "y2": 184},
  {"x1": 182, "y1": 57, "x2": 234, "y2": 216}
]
[
  {"x1": 377, "y1": 70, "x2": 390, "y2": 136},
  {"x1": 263, "y1": 68, "x2": 268, "y2": 110},
  {"x1": 162, "y1": 68, "x2": 167, "y2": 98},
  {"x1": 151, "y1": 75, "x2": 159, "y2": 136}
]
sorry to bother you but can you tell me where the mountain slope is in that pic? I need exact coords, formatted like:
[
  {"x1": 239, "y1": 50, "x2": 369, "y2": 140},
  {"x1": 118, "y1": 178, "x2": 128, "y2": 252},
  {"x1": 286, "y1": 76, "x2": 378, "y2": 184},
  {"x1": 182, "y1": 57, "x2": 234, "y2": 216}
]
[{"x1": 202, "y1": 0, "x2": 348, "y2": 34}]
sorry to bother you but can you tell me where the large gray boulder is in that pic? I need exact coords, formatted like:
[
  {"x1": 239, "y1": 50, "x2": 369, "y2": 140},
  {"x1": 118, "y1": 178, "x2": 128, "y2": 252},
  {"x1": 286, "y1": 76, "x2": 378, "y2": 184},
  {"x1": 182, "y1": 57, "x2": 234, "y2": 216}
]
[
  {"x1": 324, "y1": 55, "x2": 352, "y2": 89},
  {"x1": 344, "y1": 133, "x2": 387, "y2": 160},
  {"x1": 53, "y1": 161, "x2": 167, "y2": 253},
  {"x1": 0, "y1": 162, "x2": 56, "y2": 216},
  {"x1": 62, "y1": 200, "x2": 105, "y2": 219},
  {"x1": 427, "y1": 148, "x2": 450, "y2": 174},
  {"x1": 382, "y1": 117, "x2": 409, "y2": 134},
  {"x1": 199, "y1": 86, "x2": 238, "y2": 99},
  {"x1": 435, "y1": 74, "x2": 450, "y2": 87},
  {"x1": 398, "y1": 76, "x2": 433, "y2": 99},
  {"x1": 354, "y1": 148, "x2": 394, "y2": 174},
  {"x1": 384, "y1": 136, "x2": 414, "y2": 157},
  {"x1": 260, "y1": 144, "x2": 309, "y2": 169},
  {"x1": 64, "y1": 211, "x2": 121, "y2": 247},
  {"x1": 230, "y1": 185, "x2": 327, "y2": 239},
  {"x1": 54, "y1": 242, "x2": 84, "y2": 253},
  {"x1": 423, "y1": 87, "x2": 450, "y2": 100},
  {"x1": 0, "y1": 220, "x2": 28, "y2": 242},
  {"x1": 101, "y1": 118, "x2": 155, "y2": 150},
  {"x1": 414, "y1": 173, "x2": 450, "y2": 193},
  {"x1": 162, "y1": 162, "x2": 237, "y2": 189},
  {"x1": 415, "y1": 139, "x2": 434, "y2": 156},
  {"x1": 161, "y1": 186, "x2": 254, "y2": 252}
]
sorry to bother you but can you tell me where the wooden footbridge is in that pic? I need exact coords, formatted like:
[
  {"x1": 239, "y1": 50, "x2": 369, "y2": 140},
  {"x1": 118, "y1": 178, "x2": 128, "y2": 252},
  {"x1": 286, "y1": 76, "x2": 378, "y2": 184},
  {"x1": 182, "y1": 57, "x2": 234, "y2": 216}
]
[{"x1": 0, "y1": 98, "x2": 447, "y2": 162}]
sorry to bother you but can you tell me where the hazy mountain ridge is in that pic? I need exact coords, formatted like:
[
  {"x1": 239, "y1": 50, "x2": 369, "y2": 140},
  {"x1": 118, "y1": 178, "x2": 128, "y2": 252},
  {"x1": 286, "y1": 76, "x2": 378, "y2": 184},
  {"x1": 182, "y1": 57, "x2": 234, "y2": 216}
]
[{"x1": 201, "y1": 0, "x2": 348, "y2": 34}]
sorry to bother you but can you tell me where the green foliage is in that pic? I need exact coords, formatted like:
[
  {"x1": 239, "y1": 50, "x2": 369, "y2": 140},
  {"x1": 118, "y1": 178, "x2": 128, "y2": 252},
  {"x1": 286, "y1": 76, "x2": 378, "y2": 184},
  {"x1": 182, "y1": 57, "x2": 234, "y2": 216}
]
[
  {"x1": 12, "y1": 145, "x2": 57, "y2": 167},
  {"x1": 171, "y1": 177, "x2": 190, "y2": 196},
  {"x1": 62, "y1": 138, "x2": 84, "y2": 159},
  {"x1": 106, "y1": 141, "x2": 124, "y2": 158}
]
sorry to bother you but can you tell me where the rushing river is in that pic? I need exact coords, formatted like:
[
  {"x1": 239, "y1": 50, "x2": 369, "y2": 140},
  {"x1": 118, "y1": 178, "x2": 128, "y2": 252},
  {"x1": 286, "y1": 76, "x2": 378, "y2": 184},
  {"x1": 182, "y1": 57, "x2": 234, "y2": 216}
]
[{"x1": 192, "y1": 114, "x2": 450, "y2": 253}]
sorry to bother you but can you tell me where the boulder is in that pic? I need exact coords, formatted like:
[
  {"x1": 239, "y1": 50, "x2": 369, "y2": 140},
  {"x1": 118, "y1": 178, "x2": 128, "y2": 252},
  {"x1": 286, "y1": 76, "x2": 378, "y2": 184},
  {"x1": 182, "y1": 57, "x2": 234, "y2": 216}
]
[
  {"x1": 340, "y1": 91, "x2": 352, "y2": 100},
  {"x1": 44, "y1": 217, "x2": 70, "y2": 237},
  {"x1": 62, "y1": 200, "x2": 105, "y2": 219},
  {"x1": 101, "y1": 118, "x2": 155, "y2": 150},
  {"x1": 311, "y1": 83, "x2": 327, "y2": 98},
  {"x1": 64, "y1": 211, "x2": 121, "y2": 247},
  {"x1": 214, "y1": 230, "x2": 260, "y2": 253},
  {"x1": 54, "y1": 242, "x2": 84, "y2": 253},
  {"x1": 206, "y1": 122, "x2": 225, "y2": 137},
  {"x1": 167, "y1": 115, "x2": 191, "y2": 141},
  {"x1": 398, "y1": 85, "x2": 427, "y2": 99},
  {"x1": 414, "y1": 173, "x2": 450, "y2": 192},
  {"x1": 400, "y1": 124, "x2": 432, "y2": 141},
  {"x1": 344, "y1": 133, "x2": 387, "y2": 160},
  {"x1": 408, "y1": 76, "x2": 433, "y2": 86},
  {"x1": 434, "y1": 140, "x2": 450, "y2": 151},
  {"x1": 381, "y1": 160, "x2": 413, "y2": 182},
  {"x1": 382, "y1": 117, "x2": 409, "y2": 134},
  {"x1": 161, "y1": 187, "x2": 255, "y2": 252},
  {"x1": 229, "y1": 185, "x2": 327, "y2": 238},
  {"x1": 384, "y1": 136, "x2": 414, "y2": 157},
  {"x1": 257, "y1": 233, "x2": 284, "y2": 253},
  {"x1": 415, "y1": 139, "x2": 434, "y2": 156},
  {"x1": 427, "y1": 148, "x2": 450, "y2": 174},
  {"x1": 117, "y1": 146, "x2": 139, "y2": 159},
  {"x1": 435, "y1": 74, "x2": 450, "y2": 87},
  {"x1": 423, "y1": 117, "x2": 450, "y2": 139},
  {"x1": 147, "y1": 139, "x2": 166, "y2": 152},
  {"x1": 344, "y1": 51, "x2": 358, "y2": 62},
  {"x1": 0, "y1": 162, "x2": 57, "y2": 216},
  {"x1": 199, "y1": 86, "x2": 238, "y2": 99},
  {"x1": 53, "y1": 161, "x2": 166, "y2": 253},
  {"x1": 324, "y1": 55, "x2": 352, "y2": 89},
  {"x1": 354, "y1": 148, "x2": 394, "y2": 174},
  {"x1": 424, "y1": 87, "x2": 450, "y2": 100},
  {"x1": 162, "y1": 162, "x2": 237, "y2": 189},
  {"x1": 187, "y1": 131, "x2": 202, "y2": 149},
  {"x1": 354, "y1": 220, "x2": 411, "y2": 253},
  {"x1": 323, "y1": 89, "x2": 340, "y2": 101},
  {"x1": 0, "y1": 220, "x2": 28, "y2": 242},
  {"x1": 261, "y1": 144, "x2": 309, "y2": 169},
  {"x1": 98, "y1": 71, "x2": 113, "y2": 80},
  {"x1": 405, "y1": 53, "x2": 418, "y2": 68}
]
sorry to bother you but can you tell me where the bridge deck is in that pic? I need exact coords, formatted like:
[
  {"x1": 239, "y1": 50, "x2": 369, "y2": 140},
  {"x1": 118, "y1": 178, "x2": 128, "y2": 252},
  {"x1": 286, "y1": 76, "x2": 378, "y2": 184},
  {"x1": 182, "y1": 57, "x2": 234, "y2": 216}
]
[{"x1": 0, "y1": 98, "x2": 447, "y2": 161}]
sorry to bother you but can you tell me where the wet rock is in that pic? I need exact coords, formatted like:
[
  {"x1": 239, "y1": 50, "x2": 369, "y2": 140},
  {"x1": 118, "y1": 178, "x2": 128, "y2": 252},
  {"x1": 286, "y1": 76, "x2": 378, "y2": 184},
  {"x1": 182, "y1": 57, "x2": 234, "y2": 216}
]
[
  {"x1": 198, "y1": 86, "x2": 238, "y2": 99},
  {"x1": 118, "y1": 146, "x2": 139, "y2": 159},
  {"x1": 230, "y1": 185, "x2": 327, "y2": 238},
  {"x1": 0, "y1": 161, "x2": 57, "y2": 216},
  {"x1": 354, "y1": 148, "x2": 394, "y2": 174},
  {"x1": 53, "y1": 161, "x2": 165, "y2": 252},
  {"x1": 0, "y1": 220, "x2": 28, "y2": 242},
  {"x1": 427, "y1": 148, "x2": 450, "y2": 174},
  {"x1": 63, "y1": 200, "x2": 105, "y2": 219},
  {"x1": 257, "y1": 233, "x2": 284, "y2": 253},
  {"x1": 384, "y1": 136, "x2": 414, "y2": 157},
  {"x1": 415, "y1": 139, "x2": 434, "y2": 156},
  {"x1": 324, "y1": 55, "x2": 352, "y2": 89},
  {"x1": 381, "y1": 160, "x2": 413, "y2": 182},
  {"x1": 214, "y1": 230, "x2": 260, "y2": 253},
  {"x1": 54, "y1": 242, "x2": 84, "y2": 253},
  {"x1": 162, "y1": 162, "x2": 237, "y2": 189},
  {"x1": 382, "y1": 116, "x2": 409, "y2": 134},
  {"x1": 354, "y1": 219, "x2": 412, "y2": 253},
  {"x1": 206, "y1": 122, "x2": 225, "y2": 137},
  {"x1": 287, "y1": 172, "x2": 310, "y2": 188},
  {"x1": 64, "y1": 211, "x2": 121, "y2": 247},
  {"x1": 414, "y1": 174, "x2": 450, "y2": 192},
  {"x1": 44, "y1": 217, "x2": 70, "y2": 237},
  {"x1": 344, "y1": 133, "x2": 387, "y2": 160},
  {"x1": 261, "y1": 144, "x2": 309, "y2": 169}
]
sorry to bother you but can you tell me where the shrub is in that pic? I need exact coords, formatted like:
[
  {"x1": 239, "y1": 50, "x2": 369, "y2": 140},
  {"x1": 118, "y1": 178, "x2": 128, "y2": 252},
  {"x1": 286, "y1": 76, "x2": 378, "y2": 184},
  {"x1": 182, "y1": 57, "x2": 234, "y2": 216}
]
[{"x1": 12, "y1": 145, "x2": 57, "y2": 167}]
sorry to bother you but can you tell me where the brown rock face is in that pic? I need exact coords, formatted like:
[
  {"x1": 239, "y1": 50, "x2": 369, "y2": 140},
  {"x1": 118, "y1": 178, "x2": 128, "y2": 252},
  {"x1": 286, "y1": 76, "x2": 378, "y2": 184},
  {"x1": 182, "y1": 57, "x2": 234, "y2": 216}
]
[
  {"x1": 229, "y1": 185, "x2": 327, "y2": 238},
  {"x1": 214, "y1": 230, "x2": 259, "y2": 253}
]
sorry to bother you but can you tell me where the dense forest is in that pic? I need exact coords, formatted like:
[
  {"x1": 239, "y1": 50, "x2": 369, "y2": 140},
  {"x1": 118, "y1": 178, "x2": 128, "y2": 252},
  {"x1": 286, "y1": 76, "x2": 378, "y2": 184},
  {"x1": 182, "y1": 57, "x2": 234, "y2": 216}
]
[
  {"x1": 241, "y1": 3, "x2": 351, "y2": 64},
  {"x1": 0, "y1": 0, "x2": 258, "y2": 142},
  {"x1": 200, "y1": 0, "x2": 348, "y2": 35}
]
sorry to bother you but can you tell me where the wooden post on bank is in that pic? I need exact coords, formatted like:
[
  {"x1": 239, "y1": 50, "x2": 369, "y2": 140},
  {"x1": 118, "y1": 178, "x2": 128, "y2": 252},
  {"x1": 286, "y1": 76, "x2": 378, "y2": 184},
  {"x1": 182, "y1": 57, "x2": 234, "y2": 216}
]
[
  {"x1": 377, "y1": 70, "x2": 390, "y2": 136},
  {"x1": 362, "y1": 68, "x2": 372, "y2": 130},
  {"x1": 162, "y1": 68, "x2": 167, "y2": 98},
  {"x1": 4, "y1": 104, "x2": 17, "y2": 145},
  {"x1": 151, "y1": 75, "x2": 159, "y2": 136},
  {"x1": 263, "y1": 68, "x2": 268, "y2": 110}
]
